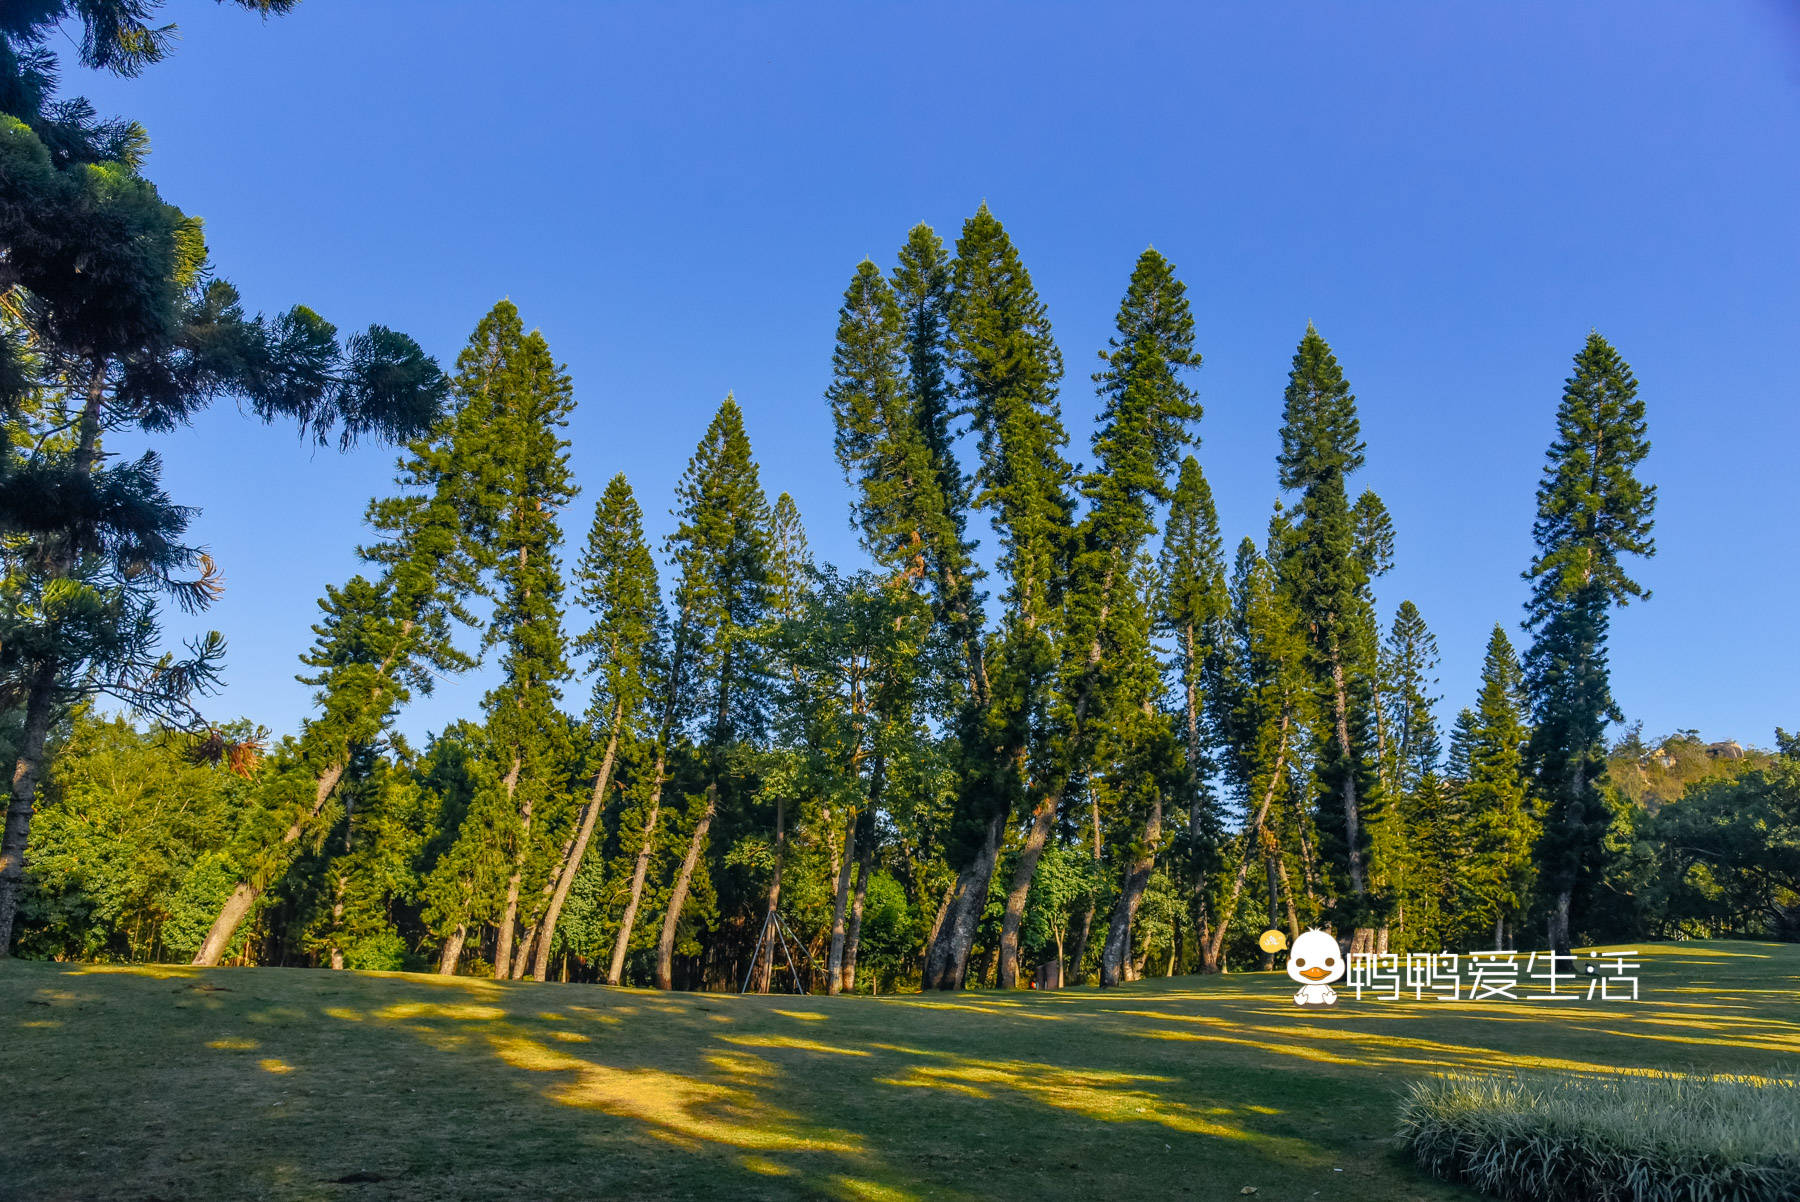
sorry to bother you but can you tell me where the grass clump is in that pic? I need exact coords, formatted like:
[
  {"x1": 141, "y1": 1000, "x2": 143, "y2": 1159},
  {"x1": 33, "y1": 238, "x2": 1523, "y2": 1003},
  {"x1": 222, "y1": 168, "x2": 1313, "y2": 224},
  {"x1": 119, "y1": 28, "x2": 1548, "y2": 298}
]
[{"x1": 1397, "y1": 1068, "x2": 1800, "y2": 1202}]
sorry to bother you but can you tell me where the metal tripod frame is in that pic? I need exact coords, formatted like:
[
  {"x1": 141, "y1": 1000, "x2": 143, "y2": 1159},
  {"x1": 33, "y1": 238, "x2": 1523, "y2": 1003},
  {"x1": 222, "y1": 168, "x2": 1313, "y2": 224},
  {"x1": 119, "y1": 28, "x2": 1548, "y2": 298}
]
[{"x1": 740, "y1": 907, "x2": 812, "y2": 995}]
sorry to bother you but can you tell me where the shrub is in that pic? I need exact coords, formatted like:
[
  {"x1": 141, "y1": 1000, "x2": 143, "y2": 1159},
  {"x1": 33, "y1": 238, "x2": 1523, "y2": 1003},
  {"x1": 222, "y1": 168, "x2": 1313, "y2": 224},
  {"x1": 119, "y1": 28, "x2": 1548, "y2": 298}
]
[{"x1": 1396, "y1": 1069, "x2": 1800, "y2": 1202}]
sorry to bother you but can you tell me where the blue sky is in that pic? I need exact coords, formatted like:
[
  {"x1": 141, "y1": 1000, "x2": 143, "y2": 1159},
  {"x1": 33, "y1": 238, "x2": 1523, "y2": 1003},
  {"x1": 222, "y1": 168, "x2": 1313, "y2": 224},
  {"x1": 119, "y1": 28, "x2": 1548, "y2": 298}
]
[{"x1": 84, "y1": 1, "x2": 1800, "y2": 747}]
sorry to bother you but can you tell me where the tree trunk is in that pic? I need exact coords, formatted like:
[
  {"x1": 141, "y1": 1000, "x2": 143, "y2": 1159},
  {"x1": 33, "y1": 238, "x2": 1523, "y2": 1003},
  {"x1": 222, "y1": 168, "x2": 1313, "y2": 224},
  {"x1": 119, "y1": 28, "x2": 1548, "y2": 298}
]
[
  {"x1": 511, "y1": 820, "x2": 584, "y2": 980},
  {"x1": 922, "y1": 810, "x2": 1003, "y2": 990},
  {"x1": 534, "y1": 720, "x2": 621, "y2": 981},
  {"x1": 1493, "y1": 913, "x2": 1505, "y2": 952},
  {"x1": 607, "y1": 747, "x2": 668, "y2": 986},
  {"x1": 1066, "y1": 904, "x2": 1095, "y2": 986},
  {"x1": 922, "y1": 880, "x2": 955, "y2": 980},
  {"x1": 438, "y1": 924, "x2": 468, "y2": 974},
  {"x1": 329, "y1": 873, "x2": 347, "y2": 971},
  {"x1": 655, "y1": 782, "x2": 716, "y2": 990},
  {"x1": 998, "y1": 582, "x2": 1112, "y2": 990},
  {"x1": 1326, "y1": 647, "x2": 1374, "y2": 956},
  {"x1": 1263, "y1": 850, "x2": 1281, "y2": 969},
  {"x1": 1203, "y1": 718, "x2": 1289, "y2": 968},
  {"x1": 998, "y1": 791, "x2": 1055, "y2": 989},
  {"x1": 1101, "y1": 791, "x2": 1162, "y2": 986},
  {"x1": 193, "y1": 761, "x2": 347, "y2": 965},
  {"x1": 827, "y1": 806, "x2": 859, "y2": 995},
  {"x1": 0, "y1": 661, "x2": 60, "y2": 956},
  {"x1": 491, "y1": 755, "x2": 530, "y2": 980},
  {"x1": 1548, "y1": 887, "x2": 1572, "y2": 958},
  {"x1": 843, "y1": 813, "x2": 874, "y2": 994}
]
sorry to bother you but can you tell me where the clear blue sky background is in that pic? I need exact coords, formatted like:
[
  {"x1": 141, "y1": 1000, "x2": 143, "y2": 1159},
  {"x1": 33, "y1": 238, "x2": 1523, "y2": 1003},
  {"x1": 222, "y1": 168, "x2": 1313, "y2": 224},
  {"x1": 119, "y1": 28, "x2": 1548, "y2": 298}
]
[{"x1": 82, "y1": 1, "x2": 1799, "y2": 748}]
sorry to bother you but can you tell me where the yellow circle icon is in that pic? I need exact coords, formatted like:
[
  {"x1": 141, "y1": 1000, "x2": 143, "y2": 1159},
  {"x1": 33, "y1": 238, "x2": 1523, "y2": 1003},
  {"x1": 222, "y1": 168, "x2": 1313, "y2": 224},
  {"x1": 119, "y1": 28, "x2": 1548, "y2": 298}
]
[{"x1": 1258, "y1": 929, "x2": 1288, "y2": 954}]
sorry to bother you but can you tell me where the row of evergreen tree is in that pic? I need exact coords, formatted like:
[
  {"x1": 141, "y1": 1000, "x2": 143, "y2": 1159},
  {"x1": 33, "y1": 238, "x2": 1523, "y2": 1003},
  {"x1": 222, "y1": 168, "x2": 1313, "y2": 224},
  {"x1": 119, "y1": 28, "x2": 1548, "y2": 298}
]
[{"x1": 7, "y1": 200, "x2": 1656, "y2": 988}]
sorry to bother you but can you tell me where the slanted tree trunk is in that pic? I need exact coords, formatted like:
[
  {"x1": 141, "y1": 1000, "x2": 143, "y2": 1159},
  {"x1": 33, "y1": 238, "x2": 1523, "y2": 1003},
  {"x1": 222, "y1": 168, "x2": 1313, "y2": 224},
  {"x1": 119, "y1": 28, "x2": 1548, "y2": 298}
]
[
  {"x1": 998, "y1": 789, "x2": 1057, "y2": 989},
  {"x1": 607, "y1": 748, "x2": 667, "y2": 986},
  {"x1": 534, "y1": 719, "x2": 622, "y2": 981},
  {"x1": 1101, "y1": 790, "x2": 1162, "y2": 986},
  {"x1": 510, "y1": 822, "x2": 584, "y2": 979},
  {"x1": 193, "y1": 761, "x2": 348, "y2": 966},
  {"x1": 1068, "y1": 903, "x2": 1095, "y2": 986},
  {"x1": 998, "y1": 576, "x2": 1113, "y2": 989},
  {"x1": 922, "y1": 880, "x2": 955, "y2": 980},
  {"x1": 1548, "y1": 888, "x2": 1572, "y2": 958},
  {"x1": 655, "y1": 782, "x2": 717, "y2": 990},
  {"x1": 1203, "y1": 720, "x2": 1289, "y2": 969},
  {"x1": 922, "y1": 810, "x2": 1004, "y2": 990},
  {"x1": 329, "y1": 874, "x2": 348, "y2": 971},
  {"x1": 439, "y1": 924, "x2": 468, "y2": 974}
]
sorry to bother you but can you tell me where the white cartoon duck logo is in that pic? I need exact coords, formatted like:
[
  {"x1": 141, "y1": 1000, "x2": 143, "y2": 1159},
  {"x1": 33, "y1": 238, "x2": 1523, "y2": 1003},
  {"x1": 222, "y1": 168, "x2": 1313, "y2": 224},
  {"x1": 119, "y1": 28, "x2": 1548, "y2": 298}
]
[{"x1": 1286, "y1": 928, "x2": 1345, "y2": 1008}]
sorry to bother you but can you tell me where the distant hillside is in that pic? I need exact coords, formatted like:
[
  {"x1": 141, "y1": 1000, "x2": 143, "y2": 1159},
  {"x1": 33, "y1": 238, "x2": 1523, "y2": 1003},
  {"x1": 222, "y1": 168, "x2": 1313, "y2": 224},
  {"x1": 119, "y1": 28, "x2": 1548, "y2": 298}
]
[{"x1": 1607, "y1": 727, "x2": 1774, "y2": 811}]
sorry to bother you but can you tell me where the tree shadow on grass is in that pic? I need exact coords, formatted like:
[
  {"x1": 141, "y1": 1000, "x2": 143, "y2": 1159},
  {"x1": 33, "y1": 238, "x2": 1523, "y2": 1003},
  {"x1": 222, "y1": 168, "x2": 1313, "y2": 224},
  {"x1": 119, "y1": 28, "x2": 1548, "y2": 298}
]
[{"x1": 4, "y1": 942, "x2": 1795, "y2": 1200}]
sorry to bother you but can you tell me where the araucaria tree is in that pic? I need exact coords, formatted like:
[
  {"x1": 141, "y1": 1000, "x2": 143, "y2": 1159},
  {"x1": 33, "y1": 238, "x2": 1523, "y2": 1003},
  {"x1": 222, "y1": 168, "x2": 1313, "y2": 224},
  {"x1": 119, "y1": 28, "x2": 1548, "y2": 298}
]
[
  {"x1": 655, "y1": 395, "x2": 772, "y2": 990},
  {"x1": 1455, "y1": 624, "x2": 1535, "y2": 949},
  {"x1": 428, "y1": 302, "x2": 578, "y2": 978},
  {"x1": 924, "y1": 205, "x2": 1074, "y2": 990},
  {"x1": 1157, "y1": 457, "x2": 1230, "y2": 971},
  {"x1": 191, "y1": 302, "x2": 516, "y2": 965},
  {"x1": 1522, "y1": 332, "x2": 1654, "y2": 956},
  {"x1": 1028, "y1": 248, "x2": 1201, "y2": 990},
  {"x1": 529, "y1": 475, "x2": 661, "y2": 981},
  {"x1": 1274, "y1": 325, "x2": 1386, "y2": 954},
  {"x1": 0, "y1": 0, "x2": 441, "y2": 959}
]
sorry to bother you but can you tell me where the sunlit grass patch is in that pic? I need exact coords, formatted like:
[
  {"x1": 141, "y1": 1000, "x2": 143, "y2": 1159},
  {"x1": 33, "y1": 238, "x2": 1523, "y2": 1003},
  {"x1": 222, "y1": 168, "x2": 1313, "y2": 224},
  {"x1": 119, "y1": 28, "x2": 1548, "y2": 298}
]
[{"x1": 1397, "y1": 1068, "x2": 1800, "y2": 1201}]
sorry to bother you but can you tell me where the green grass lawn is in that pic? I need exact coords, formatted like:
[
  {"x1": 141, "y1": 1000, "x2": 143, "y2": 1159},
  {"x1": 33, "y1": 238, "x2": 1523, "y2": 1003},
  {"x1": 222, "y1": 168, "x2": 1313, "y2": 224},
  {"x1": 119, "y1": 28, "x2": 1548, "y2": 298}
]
[{"x1": 3, "y1": 942, "x2": 1796, "y2": 1201}]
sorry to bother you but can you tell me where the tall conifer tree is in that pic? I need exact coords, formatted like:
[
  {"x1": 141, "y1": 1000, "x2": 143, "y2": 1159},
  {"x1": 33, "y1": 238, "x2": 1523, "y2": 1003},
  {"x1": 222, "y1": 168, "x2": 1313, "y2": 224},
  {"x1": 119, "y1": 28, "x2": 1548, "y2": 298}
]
[
  {"x1": 924, "y1": 205, "x2": 1073, "y2": 990},
  {"x1": 655, "y1": 396, "x2": 773, "y2": 989},
  {"x1": 530, "y1": 475, "x2": 660, "y2": 980},
  {"x1": 1158, "y1": 456, "x2": 1230, "y2": 970},
  {"x1": 1005, "y1": 248, "x2": 1200, "y2": 989},
  {"x1": 1274, "y1": 325, "x2": 1384, "y2": 951},
  {"x1": 1460, "y1": 624, "x2": 1534, "y2": 949},
  {"x1": 186, "y1": 302, "x2": 511, "y2": 965},
  {"x1": 1523, "y1": 333, "x2": 1654, "y2": 954},
  {"x1": 425, "y1": 303, "x2": 577, "y2": 976}
]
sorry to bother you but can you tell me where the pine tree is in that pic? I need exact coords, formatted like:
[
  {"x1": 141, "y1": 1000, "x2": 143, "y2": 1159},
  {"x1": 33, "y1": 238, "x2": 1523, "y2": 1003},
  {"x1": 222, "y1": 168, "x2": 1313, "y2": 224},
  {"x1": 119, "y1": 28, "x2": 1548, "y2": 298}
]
[
  {"x1": 924, "y1": 205, "x2": 1074, "y2": 990},
  {"x1": 186, "y1": 295, "x2": 515, "y2": 964},
  {"x1": 828, "y1": 261, "x2": 939, "y2": 577},
  {"x1": 1033, "y1": 248, "x2": 1200, "y2": 989},
  {"x1": 0, "y1": 156, "x2": 441, "y2": 957},
  {"x1": 381, "y1": 304, "x2": 575, "y2": 975},
  {"x1": 890, "y1": 224, "x2": 988, "y2": 707},
  {"x1": 1524, "y1": 332, "x2": 1654, "y2": 954},
  {"x1": 755, "y1": 491, "x2": 813, "y2": 991},
  {"x1": 1274, "y1": 324, "x2": 1384, "y2": 951},
  {"x1": 530, "y1": 475, "x2": 661, "y2": 980},
  {"x1": 1382, "y1": 601, "x2": 1446, "y2": 947},
  {"x1": 1157, "y1": 456, "x2": 1230, "y2": 970},
  {"x1": 1460, "y1": 625, "x2": 1534, "y2": 949},
  {"x1": 655, "y1": 395, "x2": 773, "y2": 989}
]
